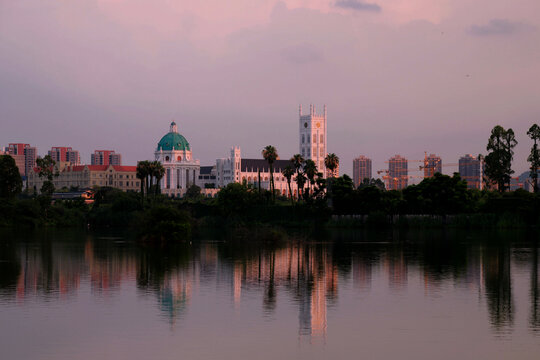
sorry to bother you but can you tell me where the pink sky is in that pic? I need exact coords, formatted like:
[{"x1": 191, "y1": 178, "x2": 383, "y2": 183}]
[{"x1": 1, "y1": 0, "x2": 540, "y2": 177}]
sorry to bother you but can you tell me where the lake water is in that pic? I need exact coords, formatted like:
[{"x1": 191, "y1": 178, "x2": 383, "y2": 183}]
[{"x1": 1, "y1": 228, "x2": 539, "y2": 360}]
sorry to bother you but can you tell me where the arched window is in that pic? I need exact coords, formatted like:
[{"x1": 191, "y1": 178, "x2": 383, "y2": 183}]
[
  {"x1": 165, "y1": 156, "x2": 170, "y2": 161},
  {"x1": 320, "y1": 134, "x2": 324, "y2": 144},
  {"x1": 177, "y1": 156, "x2": 182, "y2": 161},
  {"x1": 301, "y1": 134, "x2": 305, "y2": 144},
  {"x1": 313, "y1": 134, "x2": 316, "y2": 143}
]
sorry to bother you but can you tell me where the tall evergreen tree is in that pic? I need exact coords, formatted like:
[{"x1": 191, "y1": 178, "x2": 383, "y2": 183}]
[
  {"x1": 527, "y1": 124, "x2": 540, "y2": 193},
  {"x1": 484, "y1": 125, "x2": 517, "y2": 192}
]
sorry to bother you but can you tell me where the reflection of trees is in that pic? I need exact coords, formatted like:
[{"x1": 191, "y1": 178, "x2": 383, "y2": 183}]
[
  {"x1": 483, "y1": 245, "x2": 514, "y2": 330},
  {"x1": 0, "y1": 237, "x2": 20, "y2": 298},
  {"x1": 531, "y1": 246, "x2": 540, "y2": 330},
  {"x1": 2, "y1": 228, "x2": 535, "y2": 338}
]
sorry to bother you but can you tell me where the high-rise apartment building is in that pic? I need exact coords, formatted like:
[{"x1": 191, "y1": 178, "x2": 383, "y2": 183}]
[
  {"x1": 299, "y1": 104, "x2": 327, "y2": 176},
  {"x1": 91, "y1": 150, "x2": 122, "y2": 166},
  {"x1": 353, "y1": 156, "x2": 372, "y2": 188},
  {"x1": 459, "y1": 154, "x2": 483, "y2": 189},
  {"x1": 48, "y1": 147, "x2": 80, "y2": 165},
  {"x1": 6, "y1": 143, "x2": 37, "y2": 177},
  {"x1": 424, "y1": 154, "x2": 442, "y2": 178},
  {"x1": 388, "y1": 155, "x2": 408, "y2": 190}
]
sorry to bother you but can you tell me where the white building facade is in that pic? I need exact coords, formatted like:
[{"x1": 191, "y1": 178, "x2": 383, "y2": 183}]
[
  {"x1": 155, "y1": 122, "x2": 200, "y2": 197},
  {"x1": 299, "y1": 104, "x2": 327, "y2": 176},
  {"x1": 214, "y1": 147, "x2": 296, "y2": 197}
]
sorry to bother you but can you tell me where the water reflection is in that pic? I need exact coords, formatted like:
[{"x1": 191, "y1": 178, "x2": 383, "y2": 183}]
[{"x1": 0, "y1": 229, "x2": 539, "y2": 339}]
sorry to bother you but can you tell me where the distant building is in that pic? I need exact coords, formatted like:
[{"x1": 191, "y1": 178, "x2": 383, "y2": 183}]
[
  {"x1": 353, "y1": 156, "x2": 372, "y2": 188},
  {"x1": 5, "y1": 143, "x2": 37, "y2": 177},
  {"x1": 459, "y1": 154, "x2": 483, "y2": 190},
  {"x1": 48, "y1": 147, "x2": 80, "y2": 165},
  {"x1": 198, "y1": 166, "x2": 217, "y2": 188},
  {"x1": 91, "y1": 150, "x2": 122, "y2": 166},
  {"x1": 154, "y1": 122, "x2": 200, "y2": 197},
  {"x1": 388, "y1": 155, "x2": 408, "y2": 190},
  {"x1": 28, "y1": 163, "x2": 140, "y2": 193},
  {"x1": 424, "y1": 154, "x2": 442, "y2": 178},
  {"x1": 299, "y1": 104, "x2": 327, "y2": 177},
  {"x1": 215, "y1": 147, "x2": 296, "y2": 197}
]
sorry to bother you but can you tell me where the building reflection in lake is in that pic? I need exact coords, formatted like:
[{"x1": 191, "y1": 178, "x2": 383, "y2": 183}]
[{"x1": 1, "y1": 230, "x2": 539, "y2": 336}]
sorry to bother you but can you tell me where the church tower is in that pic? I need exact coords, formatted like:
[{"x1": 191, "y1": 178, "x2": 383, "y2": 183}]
[{"x1": 299, "y1": 104, "x2": 327, "y2": 176}]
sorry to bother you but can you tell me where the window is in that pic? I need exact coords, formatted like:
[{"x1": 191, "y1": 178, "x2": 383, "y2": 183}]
[
  {"x1": 307, "y1": 135, "x2": 310, "y2": 144},
  {"x1": 301, "y1": 134, "x2": 304, "y2": 144},
  {"x1": 320, "y1": 148, "x2": 324, "y2": 156},
  {"x1": 320, "y1": 134, "x2": 324, "y2": 144},
  {"x1": 307, "y1": 148, "x2": 311, "y2": 157},
  {"x1": 313, "y1": 134, "x2": 316, "y2": 143},
  {"x1": 302, "y1": 148, "x2": 305, "y2": 156}
]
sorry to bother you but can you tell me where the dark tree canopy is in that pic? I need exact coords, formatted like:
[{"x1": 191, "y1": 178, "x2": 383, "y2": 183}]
[
  {"x1": 527, "y1": 124, "x2": 540, "y2": 193},
  {"x1": 0, "y1": 155, "x2": 23, "y2": 199},
  {"x1": 484, "y1": 125, "x2": 517, "y2": 192},
  {"x1": 35, "y1": 155, "x2": 57, "y2": 196}
]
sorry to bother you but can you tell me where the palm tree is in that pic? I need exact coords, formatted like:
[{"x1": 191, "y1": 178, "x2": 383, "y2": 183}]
[
  {"x1": 151, "y1": 161, "x2": 165, "y2": 198},
  {"x1": 324, "y1": 153, "x2": 339, "y2": 178},
  {"x1": 262, "y1": 145, "x2": 279, "y2": 202},
  {"x1": 290, "y1": 154, "x2": 304, "y2": 198},
  {"x1": 325, "y1": 153, "x2": 339, "y2": 206},
  {"x1": 282, "y1": 165, "x2": 295, "y2": 204},
  {"x1": 303, "y1": 159, "x2": 317, "y2": 198},
  {"x1": 294, "y1": 172, "x2": 307, "y2": 201}
]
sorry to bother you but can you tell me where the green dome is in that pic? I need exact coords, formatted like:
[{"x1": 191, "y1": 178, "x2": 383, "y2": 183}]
[{"x1": 157, "y1": 131, "x2": 190, "y2": 151}]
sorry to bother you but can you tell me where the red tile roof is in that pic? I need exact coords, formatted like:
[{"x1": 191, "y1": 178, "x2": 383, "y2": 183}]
[{"x1": 112, "y1": 166, "x2": 136, "y2": 172}]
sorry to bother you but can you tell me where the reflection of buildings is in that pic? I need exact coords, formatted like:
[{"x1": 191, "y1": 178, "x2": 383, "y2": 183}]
[
  {"x1": 158, "y1": 272, "x2": 192, "y2": 324},
  {"x1": 386, "y1": 250, "x2": 408, "y2": 289},
  {"x1": 6, "y1": 233, "x2": 535, "y2": 337}
]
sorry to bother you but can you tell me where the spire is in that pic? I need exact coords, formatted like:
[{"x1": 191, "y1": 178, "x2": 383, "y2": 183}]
[{"x1": 170, "y1": 121, "x2": 178, "y2": 133}]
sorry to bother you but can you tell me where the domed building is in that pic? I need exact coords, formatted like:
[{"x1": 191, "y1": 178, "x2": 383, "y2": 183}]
[{"x1": 155, "y1": 122, "x2": 200, "y2": 197}]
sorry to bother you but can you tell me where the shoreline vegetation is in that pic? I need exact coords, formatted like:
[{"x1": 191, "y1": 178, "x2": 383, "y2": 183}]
[
  {"x1": 1, "y1": 173, "x2": 539, "y2": 241},
  {"x1": 1, "y1": 124, "x2": 539, "y2": 240}
]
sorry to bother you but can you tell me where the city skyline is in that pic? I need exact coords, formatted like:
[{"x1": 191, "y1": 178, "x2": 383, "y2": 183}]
[{"x1": 1, "y1": 1, "x2": 539, "y2": 177}]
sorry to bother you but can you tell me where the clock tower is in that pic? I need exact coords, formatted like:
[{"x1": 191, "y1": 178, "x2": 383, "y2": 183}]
[{"x1": 299, "y1": 104, "x2": 327, "y2": 176}]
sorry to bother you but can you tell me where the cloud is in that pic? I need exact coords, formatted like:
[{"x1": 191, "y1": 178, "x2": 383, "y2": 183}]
[
  {"x1": 281, "y1": 44, "x2": 323, "y2": 64},
  {"x1": 334, "y1": 0, "x2": 381, "y2": 12},
  {"x1": 468, "y1": 19, "x2": 533, "y2": 36}
]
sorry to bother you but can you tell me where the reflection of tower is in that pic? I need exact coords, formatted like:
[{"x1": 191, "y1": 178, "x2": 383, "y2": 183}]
[
  {"x1": 298, "y1": 245, "x2": 328, "y2": 342},
  {"x1": 158, "y1": 272, "x2": 192, "y2": 325},
  {"x1": 311, "y1": 275, "x2": 327, "y2": 337},
  {"x1": 233, "y1": 262, "x2": 242, "y2": 306}
]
